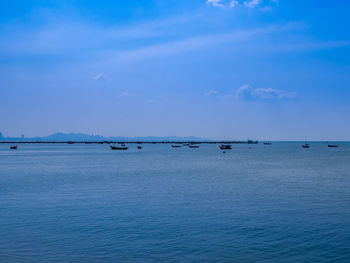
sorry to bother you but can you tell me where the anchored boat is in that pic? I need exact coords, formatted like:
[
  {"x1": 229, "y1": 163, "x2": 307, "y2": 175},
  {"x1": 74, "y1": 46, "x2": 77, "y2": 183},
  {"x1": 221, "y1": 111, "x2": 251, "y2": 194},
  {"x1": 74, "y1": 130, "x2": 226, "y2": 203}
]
[
  {"x1": 220, "y1": 144, "x2": 232, "y2": 150},
  {"x1": 110, "y1": 145, "x2": 128, "y2": 150}
]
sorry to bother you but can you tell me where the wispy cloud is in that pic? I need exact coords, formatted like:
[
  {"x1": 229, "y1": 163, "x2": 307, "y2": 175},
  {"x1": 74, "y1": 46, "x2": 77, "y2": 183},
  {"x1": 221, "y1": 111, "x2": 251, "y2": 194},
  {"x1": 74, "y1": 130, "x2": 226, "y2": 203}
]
[
  {"x1": 93, "y1": 73, "x2": 108, "y2": 81},
  {"x1": 204, "y1": 90, "x2": 219, "y2": 96},
  {"x1": 119, "y1": 92, "x2": 133, "y2": 98},
  {"x1": 235, "y1": 84, "x2": 296, "y2": 100},
  {"x1": 261, "y1": 40, "x2": 350, "y2": 52},
  {"x1": 229, "y1": 1, "x2": 239, "y2": 8},
  {"x1": 0, "y1": 13, "x2": 199, "y2": 57},
  {"x1": 206, "y1": 0, "x2": 262, "y2": 8},
  {"x1": 244, "y1": 0, "x2": 261, "y2": 8},
  {"x1": 109, "y1": 25, "x2": 289, "y2": 62},
  {"x1": 206, "y1": 0, "x2": 225, "y2": 7},
  {"x1": 206, "y1": 0, "x2": 279, "y2": 9}
]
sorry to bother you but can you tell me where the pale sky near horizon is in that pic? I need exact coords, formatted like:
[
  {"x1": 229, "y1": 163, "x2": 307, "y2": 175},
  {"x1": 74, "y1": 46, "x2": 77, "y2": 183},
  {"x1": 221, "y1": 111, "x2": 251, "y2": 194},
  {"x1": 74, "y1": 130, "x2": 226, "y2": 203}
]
[{"x1": 1, "y1": 0, "x2": 350, "y2": 140}]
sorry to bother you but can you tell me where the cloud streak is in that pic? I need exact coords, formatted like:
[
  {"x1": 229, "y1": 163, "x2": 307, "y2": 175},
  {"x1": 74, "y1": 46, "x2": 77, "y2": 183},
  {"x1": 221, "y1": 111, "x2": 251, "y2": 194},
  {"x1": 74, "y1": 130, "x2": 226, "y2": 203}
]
[
  {"x1": 244, "y1": 0, "x2": 261, "y2": 8},
  {"x1": 93, "y1": 73, "x2": 108, "y2": 81},
  {"x1": 205, "y1": 90, "x2": 219, "y2": 96},
  {"x1": 206, "y1": 0, "x2": 225, "y2": 7},
  {"x1": 206, "y1": 0, "x2": 262, "y2": 8},
  {"x1": 108, "y1": 24, "x2": 293, "y2": 63},
  {"x1": 235, "y1": 84, "x2": 296, "y2": 100}
]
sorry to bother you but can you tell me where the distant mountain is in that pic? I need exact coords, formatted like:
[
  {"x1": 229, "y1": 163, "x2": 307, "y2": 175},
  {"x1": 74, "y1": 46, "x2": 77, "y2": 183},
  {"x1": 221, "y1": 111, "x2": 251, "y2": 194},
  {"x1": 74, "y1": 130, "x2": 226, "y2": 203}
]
[{"x1": 0, "y1": 132, "x2": 204, "y2": 142}]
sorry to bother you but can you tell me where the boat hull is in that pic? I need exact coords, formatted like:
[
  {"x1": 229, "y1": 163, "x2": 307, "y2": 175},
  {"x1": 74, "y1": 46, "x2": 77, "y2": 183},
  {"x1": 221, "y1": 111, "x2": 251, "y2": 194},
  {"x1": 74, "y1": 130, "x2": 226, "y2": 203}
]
[
  {"x1": 220, "y1": 145, "x2": 232, "y2": 150},
  {"x1": 110, "y1": 146, "x2": 128, "y2": 150}
]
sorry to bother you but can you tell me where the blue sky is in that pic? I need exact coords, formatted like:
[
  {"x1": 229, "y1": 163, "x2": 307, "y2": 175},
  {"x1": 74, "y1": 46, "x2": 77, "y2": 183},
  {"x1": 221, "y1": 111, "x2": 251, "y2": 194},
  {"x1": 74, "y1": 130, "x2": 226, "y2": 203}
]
[{"x1": 1, "y1": 0, "x2": 350, "y2": 140}]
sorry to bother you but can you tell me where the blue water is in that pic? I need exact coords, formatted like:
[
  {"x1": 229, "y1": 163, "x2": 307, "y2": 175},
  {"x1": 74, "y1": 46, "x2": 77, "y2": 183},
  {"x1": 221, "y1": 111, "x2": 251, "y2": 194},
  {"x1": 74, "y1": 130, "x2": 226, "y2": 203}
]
[{"x1": 0, "y1": 143, "x2": 350, "y2": 262}]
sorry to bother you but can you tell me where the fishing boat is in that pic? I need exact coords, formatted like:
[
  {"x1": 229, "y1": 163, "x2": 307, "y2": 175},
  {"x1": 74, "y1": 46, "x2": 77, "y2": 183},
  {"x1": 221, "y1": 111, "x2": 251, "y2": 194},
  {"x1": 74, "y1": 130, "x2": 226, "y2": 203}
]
[
  {"x1": 110, "y1": 145, "x2": 128, "y2": 150},
  {"x1": 137, "y1": 146, "x2": 142, "y2": 149},
  {"x1": 220, "y1": 144, "x2": 232, "y2": 150},
  {"x1": 302, "y1": 143, "x2": 310, "y2": 148},
  {"x1": 328, "y1": 144, "x2": 338, "y2": 148},
  {"x1": 10, "y1": 145, "x2": 17, "y2": 150}
]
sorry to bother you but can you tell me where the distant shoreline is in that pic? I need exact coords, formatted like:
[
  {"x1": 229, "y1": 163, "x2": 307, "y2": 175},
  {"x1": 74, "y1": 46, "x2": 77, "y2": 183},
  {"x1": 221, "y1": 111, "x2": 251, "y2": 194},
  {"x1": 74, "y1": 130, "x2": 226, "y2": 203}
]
[{"x1": 0, "y1": 140, "x2": 256, "y2": 144}]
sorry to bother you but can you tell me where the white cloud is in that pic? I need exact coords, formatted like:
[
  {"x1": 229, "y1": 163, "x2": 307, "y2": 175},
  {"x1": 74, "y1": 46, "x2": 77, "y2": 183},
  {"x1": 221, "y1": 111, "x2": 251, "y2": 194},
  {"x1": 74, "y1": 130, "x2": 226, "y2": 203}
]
[
  {"x1": 235, "y1": 84, "x2": 253, "y2": 100},
  {"x1": 229, "y1": 0, "x2": 239, "y2": 7},
  {"x1": 207, "y1": 0, "x2": 263, "y2": 9},
  {"x1": 252, "y1": 88, "x2": 296, "y2": 99},
  {"x1": 206, "y1": 0, "x2": 239, "y2": 8},
  {"x1": 204, "y1": 90, "x2": 219, "y2": 96},
  {"x1": 206, "y1": 0, "x2": 224, "y2": 7},
  {"x1": 235, "y1": 84, "x2": 296, "y2": 100},
  {"x1": 93, "y1": 73, "x2": 108, "y2": 81},
  {"x1": 244, "y1": 0, "x2": 261, "y2": 8}
]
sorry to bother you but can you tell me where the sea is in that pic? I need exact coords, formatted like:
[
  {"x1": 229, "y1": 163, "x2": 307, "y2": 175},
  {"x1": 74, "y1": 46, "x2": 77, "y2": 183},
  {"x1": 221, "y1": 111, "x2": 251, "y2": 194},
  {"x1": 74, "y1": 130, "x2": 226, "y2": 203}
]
[{"x1": 0, "y1": 142, "x2": 349, "y2": 262}]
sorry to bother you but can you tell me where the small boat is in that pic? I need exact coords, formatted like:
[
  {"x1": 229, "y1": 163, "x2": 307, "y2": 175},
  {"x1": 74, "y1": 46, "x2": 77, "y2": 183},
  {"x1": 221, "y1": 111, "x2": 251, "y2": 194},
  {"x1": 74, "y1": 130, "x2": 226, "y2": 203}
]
[
  {"x1": 137, "y1": 146, "x2": 142, "y2": 149},
  {"x1": 10, "y1": 145, "x2": 17, "y2": 150},
  {"x1": 328, "y1": 144, "x2": 338, "y2": 148},
  {"x1": 220, "y1": 144, "x2": 232, "y2": 150},
  {"x1": 172, "y1": 145, "x2": 181, "y2": 148},
  {"x1": 110, "y1": 145, "x2": 128, "y2": 150},
  {"x1": 302, "y1": 143, "x2": 310, "y2": 148},
  {"x1": 189, "y1": 145, "x2": 199, "y2": 148},
  {"x1": 264, "y1": 142, "x2": 272, "y2": 145}
]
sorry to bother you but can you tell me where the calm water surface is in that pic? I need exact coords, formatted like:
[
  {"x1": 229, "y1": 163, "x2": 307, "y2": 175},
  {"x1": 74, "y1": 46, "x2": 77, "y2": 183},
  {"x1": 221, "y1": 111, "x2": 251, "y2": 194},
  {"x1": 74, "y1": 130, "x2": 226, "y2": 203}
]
[{"x1": 0, "y1": 143, "x2": 350, "y2": 262}]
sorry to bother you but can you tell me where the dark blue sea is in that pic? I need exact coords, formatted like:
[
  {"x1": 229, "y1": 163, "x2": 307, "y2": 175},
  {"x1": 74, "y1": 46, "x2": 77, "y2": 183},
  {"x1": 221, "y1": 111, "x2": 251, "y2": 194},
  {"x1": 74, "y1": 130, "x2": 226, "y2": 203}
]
[{"x1": 1, "y1": 143, "x2": 350, "y2": 262}]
